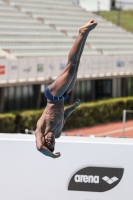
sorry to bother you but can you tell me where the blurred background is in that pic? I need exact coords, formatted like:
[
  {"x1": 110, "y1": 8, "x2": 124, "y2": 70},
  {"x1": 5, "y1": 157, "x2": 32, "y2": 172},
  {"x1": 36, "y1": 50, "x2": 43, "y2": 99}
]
[{"x1": 0, "y1": 0, "x2": 133, "y2": 136}]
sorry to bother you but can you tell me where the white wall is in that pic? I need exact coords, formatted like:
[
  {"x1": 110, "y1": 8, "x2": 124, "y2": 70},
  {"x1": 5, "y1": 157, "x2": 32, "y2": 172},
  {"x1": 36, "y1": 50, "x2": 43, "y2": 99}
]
[
  {"x1": 79, "y1": 0, "x2": 111, "y2": 12},
  {"x1": 116, "y1": 0, "x2": 133, "y2": 10},
  {"x1": 0, "y1": 134, "x2": 133, "y2": 200},
  {"x1": 0, "y1": 55, "x2": 133, "y2": 86}
]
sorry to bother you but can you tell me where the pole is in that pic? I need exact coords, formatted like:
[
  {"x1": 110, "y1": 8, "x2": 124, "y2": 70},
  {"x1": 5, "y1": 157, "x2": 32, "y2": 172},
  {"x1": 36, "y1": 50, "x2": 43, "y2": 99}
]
[
  {"x1": 117, "y1": 1, "x2": 122, "y2": 26},
  {"x1": 98, "y1": 1, "x2": 100, "y2": 14},
  {"x1": 122, "y1": 110, "x2": 126, "y2": 138}
]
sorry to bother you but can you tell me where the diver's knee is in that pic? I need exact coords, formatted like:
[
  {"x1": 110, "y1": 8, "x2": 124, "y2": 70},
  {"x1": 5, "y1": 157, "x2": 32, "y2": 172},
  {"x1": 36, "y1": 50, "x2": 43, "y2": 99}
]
[{"x1": 68, "y1": 60, "x2": 77, "y2": 74}]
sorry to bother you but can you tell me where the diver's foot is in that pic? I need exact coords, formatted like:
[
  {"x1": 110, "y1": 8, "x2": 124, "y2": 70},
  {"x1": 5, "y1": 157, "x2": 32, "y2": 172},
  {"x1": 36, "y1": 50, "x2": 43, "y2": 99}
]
[{"x1": 79, "y1": 19, "x2": 98, "y2": 35}]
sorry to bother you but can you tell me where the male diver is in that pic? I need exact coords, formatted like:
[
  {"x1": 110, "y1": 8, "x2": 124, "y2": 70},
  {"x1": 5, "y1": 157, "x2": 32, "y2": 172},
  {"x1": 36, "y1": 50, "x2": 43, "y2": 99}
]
[{"x1": 35, "y1": 20, "x2": 98, "y2": 158}]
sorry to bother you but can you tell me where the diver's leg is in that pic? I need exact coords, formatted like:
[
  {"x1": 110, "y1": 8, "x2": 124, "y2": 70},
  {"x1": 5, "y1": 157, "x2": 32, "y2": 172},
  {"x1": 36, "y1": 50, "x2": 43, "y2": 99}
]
[
  {"x1": 49, "y1": 20, "x2": 97, "y2": 97},
  {"x1": 66, "y1": 34, "x2": 88, "y2": 93}
]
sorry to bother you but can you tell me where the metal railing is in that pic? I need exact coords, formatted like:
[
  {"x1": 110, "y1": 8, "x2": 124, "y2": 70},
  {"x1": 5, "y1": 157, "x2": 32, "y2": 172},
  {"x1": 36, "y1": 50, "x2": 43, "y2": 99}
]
[{"x1": 122, "y1": 109, "x2": 133, "y2": 138}]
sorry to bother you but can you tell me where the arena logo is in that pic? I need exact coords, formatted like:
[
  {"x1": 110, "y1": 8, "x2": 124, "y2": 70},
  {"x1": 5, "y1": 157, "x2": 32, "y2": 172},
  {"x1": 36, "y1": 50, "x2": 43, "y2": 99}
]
[
  {"x1": 68, "y1": 167, "x2": 124, "y2": 192},
  {"x1": 11, "y1": 66, "x2": 17, "y2": 70},
  {"x1": 86, "y1": 62, "x2": 91, "y2": 69},
  {"x1": 49, "y1": 64, "x2": 54, "y2": 70},
  {"x1": 60, "y1": 63, "x2": 66, "y2": 70},
  {"x1": 74, "y1": 175, "x2": 99, "y2": 183},
  {"x1": 37, "y1": 64, "x2": 44, "y2": 72},
  {"x1": 117, "y1": 61, "x2": 125, "y2": 67},
  {"x1": 0, "y1": 66, "x2": 5, "y2": 75},
  {"x1": 129, "y1": 60, "x2": 133, "y2": 64},
  {"x1": 23, "y1": 67, "x2": 31, "y2": 72}
]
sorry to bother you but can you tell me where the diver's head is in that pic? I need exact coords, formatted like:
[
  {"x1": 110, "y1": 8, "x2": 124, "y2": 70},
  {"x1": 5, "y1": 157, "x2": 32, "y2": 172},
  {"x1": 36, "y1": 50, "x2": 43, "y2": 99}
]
[{"x1": 44, "y1": 132, "x2": 55, "y2": 152}]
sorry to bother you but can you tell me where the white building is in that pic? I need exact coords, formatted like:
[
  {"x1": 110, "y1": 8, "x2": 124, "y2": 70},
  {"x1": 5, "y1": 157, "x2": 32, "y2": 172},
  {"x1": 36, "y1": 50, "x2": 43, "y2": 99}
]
[
  {"x1": 79, "y1": 0, "x2": 111, "y2": 11},
  {"x1": 79, "y1": 0, "x2": 133, "y2": 11},
  {"x1": 116, "y1": 0, "x2": 133, "y2": 10}
]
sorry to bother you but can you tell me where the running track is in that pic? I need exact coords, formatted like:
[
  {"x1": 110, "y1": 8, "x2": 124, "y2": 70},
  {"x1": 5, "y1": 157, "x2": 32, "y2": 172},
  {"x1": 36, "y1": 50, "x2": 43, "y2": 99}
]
[{"x1": 64, "y1": 120, "x2": 133, "y2": 138}]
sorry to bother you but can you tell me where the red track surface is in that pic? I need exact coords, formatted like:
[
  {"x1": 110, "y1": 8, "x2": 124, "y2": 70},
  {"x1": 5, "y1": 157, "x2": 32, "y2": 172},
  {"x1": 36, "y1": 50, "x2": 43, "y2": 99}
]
[{"x1": 65, "y1": 120, "x2": 133, "y2": 138}]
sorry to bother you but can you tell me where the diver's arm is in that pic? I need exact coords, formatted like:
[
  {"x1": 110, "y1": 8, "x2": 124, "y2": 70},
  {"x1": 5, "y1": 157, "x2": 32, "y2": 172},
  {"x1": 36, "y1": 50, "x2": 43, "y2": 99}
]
[
  {"x1": 35, "y1": 130, "x2": 60, "y2": 158},
  {"x1": 55, "y1": 131, "x2": 62, "y2": 138},
  {"x1": 37, "y1": 145, "x2": 60, "y2": 158},
  {"x1": 64, "y1": 98, "x2": 81, "y2": 120}
]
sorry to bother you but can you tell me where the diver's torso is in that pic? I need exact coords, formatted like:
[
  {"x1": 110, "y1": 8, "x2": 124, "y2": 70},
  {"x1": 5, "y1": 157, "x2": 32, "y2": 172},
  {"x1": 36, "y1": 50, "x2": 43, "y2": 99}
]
[{"x1": 37, "y1": 100, "x2": 64, "y2": 136}]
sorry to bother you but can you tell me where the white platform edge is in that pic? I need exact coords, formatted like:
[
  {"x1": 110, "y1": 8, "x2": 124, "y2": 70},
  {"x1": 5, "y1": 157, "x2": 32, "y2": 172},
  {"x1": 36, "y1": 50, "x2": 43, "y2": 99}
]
[{"x1": 0, "y1": 134, "x2": 133, "y2": 145}]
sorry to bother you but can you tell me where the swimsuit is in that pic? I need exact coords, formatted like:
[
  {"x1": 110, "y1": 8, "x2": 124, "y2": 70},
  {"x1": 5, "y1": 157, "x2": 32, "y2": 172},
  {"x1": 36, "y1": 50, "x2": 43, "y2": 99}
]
[{"x1": 45, "y1": 85, "x2": 69, "y2": 102}]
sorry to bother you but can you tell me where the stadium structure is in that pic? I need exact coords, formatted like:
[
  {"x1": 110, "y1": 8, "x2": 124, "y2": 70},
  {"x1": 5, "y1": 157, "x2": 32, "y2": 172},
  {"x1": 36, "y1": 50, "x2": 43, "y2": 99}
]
[{"x1": 0, "y1": 0, "x2": 133, "y2": 112}]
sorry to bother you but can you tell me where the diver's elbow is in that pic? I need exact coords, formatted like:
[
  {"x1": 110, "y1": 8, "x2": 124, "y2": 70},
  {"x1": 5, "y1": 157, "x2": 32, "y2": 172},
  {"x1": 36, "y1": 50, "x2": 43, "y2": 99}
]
[{"x1": 36, "y1": 144, "x2": 43, "y2": 151}]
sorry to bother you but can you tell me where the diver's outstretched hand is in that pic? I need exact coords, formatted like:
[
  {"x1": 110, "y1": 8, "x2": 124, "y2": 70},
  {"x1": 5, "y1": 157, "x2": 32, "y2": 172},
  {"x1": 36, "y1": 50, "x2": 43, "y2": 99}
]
[
  {"x1": 74, "y1": 98, "x2": 81, "y2": 108},
  {"x1": 54, "y1": 152, "x2": 61, "y2": 158}
]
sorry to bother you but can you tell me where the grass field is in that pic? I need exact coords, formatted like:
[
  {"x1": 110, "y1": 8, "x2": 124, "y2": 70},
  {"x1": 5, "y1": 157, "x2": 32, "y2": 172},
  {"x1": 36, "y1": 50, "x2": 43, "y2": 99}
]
[{"x1": 98, "y1": 10, "x2": 133, "y2": 33}]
